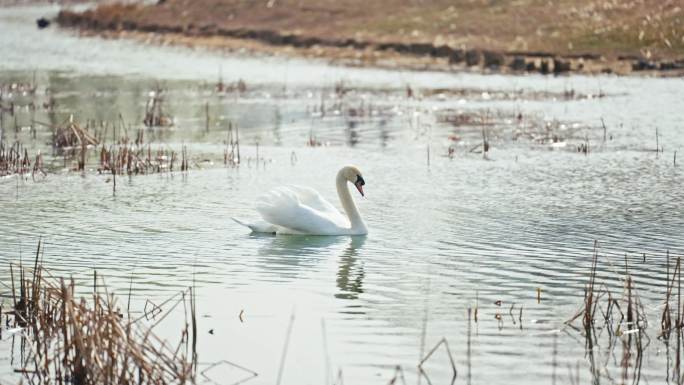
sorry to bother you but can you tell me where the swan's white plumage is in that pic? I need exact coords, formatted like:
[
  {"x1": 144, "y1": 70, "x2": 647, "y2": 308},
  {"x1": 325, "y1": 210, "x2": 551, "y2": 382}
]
[
  {"x1": 234, "y1": 165, "x2": 368, "y2": 236},
  {"x1": 255, "y1": 185, "x2": 350, "y2": 235}
]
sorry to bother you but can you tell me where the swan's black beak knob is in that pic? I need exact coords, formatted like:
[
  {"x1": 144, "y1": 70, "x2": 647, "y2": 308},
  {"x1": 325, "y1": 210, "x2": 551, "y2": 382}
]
[{"x1": 355, "y1": 175, "x2": 365, "y2": 197}]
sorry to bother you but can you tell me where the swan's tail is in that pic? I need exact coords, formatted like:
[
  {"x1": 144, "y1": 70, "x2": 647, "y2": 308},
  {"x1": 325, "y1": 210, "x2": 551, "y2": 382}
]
[
  {"x1": 231, "y1": 217, "x2": 249, "y2": 228},
  {"x1": 232, "y1": 217, "x2": 277, "y2": 234}
]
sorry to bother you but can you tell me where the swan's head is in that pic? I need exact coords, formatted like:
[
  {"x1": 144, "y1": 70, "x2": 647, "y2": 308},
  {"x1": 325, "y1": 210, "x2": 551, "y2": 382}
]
[{"x1": 342, "y1": 165, "x2": 365, "y2": 197}]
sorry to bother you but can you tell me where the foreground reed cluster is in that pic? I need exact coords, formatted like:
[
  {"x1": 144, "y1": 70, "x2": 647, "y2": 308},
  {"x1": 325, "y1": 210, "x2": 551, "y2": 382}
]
[
  {"x1": 563, "y1": 241, "x2": 681, "y2": 384},
  {"x1": 4, "y1": 242, "x2": 197, "y2": 385}
]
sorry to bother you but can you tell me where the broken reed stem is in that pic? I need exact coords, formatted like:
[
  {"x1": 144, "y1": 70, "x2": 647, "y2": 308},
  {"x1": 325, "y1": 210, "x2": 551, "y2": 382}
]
[
  {"x1": 552, "y1": 333, "x2": 557, "y2": 385},
  {"x1": 190, "y1": 284, "x2": 197, "y2": 375},
  {"x1": 276, "y1": 310, "x2": 295, "y2": 385},
  {"x1": 662, "y1": 251, "x2": 677, "y2": 337},
  {"x1": 418, "y1": 338, "x2": 457, "y2": 382},
  {"x1": 481, "y1": 111, "x2": 489, "y2": 159},
  {"x1": 427, "y1": 144, "x2": 430, "y2": 166},
  {"x1": 467, "y1": 308, "x2": 472, "y2": 385},
  {"x1": 235, "y1": 123, "x2": 241, "y2": 164},
  {"x1": 112, "y1": 149, "x2": 117, "y2": 196},
  {"x1": 626, "y1": 276, "x2": 633, "y2": 330},
  {"x1": 601, "y1": 118, "x2": 607, "y2": 143},
  {"x1": 10, "y1": 262, "x2": 17, "y2": 309},
  {"x1": 583, "y1": 241, "x2": 600, "y2": 330},
  {"x1": 205, "y1": 102, "x2": 209, "y2": 132},
  {"x1": 678, "y1": 256, "x2": 682, "y2": 381}
]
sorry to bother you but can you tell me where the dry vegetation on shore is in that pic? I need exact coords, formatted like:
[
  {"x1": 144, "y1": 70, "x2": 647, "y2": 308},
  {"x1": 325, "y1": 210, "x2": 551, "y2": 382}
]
[{"x1": 56, "y1": 0, "x2": 684, "y2": 75}]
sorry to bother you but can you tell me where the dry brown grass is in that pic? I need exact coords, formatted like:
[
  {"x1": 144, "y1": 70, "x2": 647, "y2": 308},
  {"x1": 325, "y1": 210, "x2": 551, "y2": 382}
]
[
  {"x1": 0, "y1": 141, "x2": 44, "y2": 178},
  {"x1": 71, "y1": 0, "x2": 684, "y2": 60},
  {"x1": 5, "y1": 241, "x2": 197, "y2": 385}
]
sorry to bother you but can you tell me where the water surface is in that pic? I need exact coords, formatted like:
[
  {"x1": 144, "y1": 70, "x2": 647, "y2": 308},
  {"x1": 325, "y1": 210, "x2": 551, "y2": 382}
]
[{"x1": 1, "y1": 4, "x2": 684, "y2": 385}]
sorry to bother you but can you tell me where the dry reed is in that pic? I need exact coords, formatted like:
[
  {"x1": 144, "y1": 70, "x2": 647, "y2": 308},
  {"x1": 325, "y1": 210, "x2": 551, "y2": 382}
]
[
  {"x1": 0, "y1": 141, "x2": 45, "y2": 179},
  {"x1": 53, "y1": 115, "x2": 99, "y2": 149},
  {"x1": 4, "y1": 242, "x2": 198, "y2": 385},
  {"x1": 223, "y1": 121, "x2": 241, "y2": 167},
  {"x1": 98, "y1": 135, "x2": 188, "y2": 176},
  {"x1": 144, "y1": 88, "x2": 173, "y2": 127},
  {"x1": 0, "y1": 141, "x2": 32, "y2": 177},
  {"x1": 564, "y1": 241, "x2": 651, "y2": 384}
]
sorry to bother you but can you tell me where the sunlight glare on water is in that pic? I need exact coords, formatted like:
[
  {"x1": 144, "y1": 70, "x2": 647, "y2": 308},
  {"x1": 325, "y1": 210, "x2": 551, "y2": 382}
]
[{"x1": 1, "y1": 4, "x2": 684, "y2": 385}]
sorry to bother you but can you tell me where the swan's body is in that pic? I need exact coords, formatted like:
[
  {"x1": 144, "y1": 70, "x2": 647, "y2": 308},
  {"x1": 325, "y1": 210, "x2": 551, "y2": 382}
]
[{"x1": 234, "y1": 166, "x2": 368, "y2": 235}]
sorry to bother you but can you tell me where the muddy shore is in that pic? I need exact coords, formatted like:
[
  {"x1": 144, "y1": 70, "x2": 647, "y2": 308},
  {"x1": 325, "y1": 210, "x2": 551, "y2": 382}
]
[{"x1": 55, "y1": 2, "x2": 684, "y2": 76}]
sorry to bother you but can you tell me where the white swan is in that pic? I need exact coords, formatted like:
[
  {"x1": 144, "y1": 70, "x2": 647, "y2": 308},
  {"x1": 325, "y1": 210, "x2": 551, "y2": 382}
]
[{"x1": 233, "y1": 165, "x2": 368, "y2": 235}]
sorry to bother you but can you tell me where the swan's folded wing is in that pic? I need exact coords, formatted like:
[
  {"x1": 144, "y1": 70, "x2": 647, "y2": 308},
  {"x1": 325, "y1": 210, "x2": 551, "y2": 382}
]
[
  {"x1": 255, "y1": 186, "x2": 348, "y2": 234},
  {"x1": 286, "y1": 185, "x2": 341, "y2": 215}
]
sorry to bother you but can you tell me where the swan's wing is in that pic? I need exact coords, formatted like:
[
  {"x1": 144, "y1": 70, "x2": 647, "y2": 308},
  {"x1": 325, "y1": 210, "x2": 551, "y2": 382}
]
[
  {"x1": 286, "y1": 185, "x2": 342, "y2": 215},
  {"x1": 255, "y1": 186, "x2": 348, "y2": 234}
]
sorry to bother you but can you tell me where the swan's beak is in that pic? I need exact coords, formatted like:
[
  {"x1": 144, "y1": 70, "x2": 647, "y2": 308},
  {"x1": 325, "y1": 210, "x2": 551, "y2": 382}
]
[
  {"x1": 355, "y1": 182, "x2": 364, "y2": 196},
  {"x1": 355, "y1": 175, "x2": 365, "y2": 197}
]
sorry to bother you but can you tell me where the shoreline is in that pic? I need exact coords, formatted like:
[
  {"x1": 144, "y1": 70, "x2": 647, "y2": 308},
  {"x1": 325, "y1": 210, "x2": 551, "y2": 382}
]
[{"x1": 54, "y1": 5, "x2": 684, "y2": 77}]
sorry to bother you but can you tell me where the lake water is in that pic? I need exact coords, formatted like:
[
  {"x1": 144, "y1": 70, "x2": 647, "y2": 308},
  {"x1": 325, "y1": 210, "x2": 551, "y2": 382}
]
[{"x1": 1, "y1": 4, "x2": 684, "y2": 385}]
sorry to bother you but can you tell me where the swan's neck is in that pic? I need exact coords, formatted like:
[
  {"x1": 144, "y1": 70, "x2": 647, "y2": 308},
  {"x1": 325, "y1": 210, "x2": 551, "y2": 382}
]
[{"x1": 336, "y1": 171, "x2": 367, "y2": 233}]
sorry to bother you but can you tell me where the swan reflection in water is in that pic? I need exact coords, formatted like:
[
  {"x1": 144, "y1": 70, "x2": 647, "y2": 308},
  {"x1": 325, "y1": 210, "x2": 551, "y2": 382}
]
[
  {"x1": 335, "y1": 236, "x2": 366, "y2": 300},
  {"x1": 253, "y1": 234, "x2": 366, "y2": 300}
]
